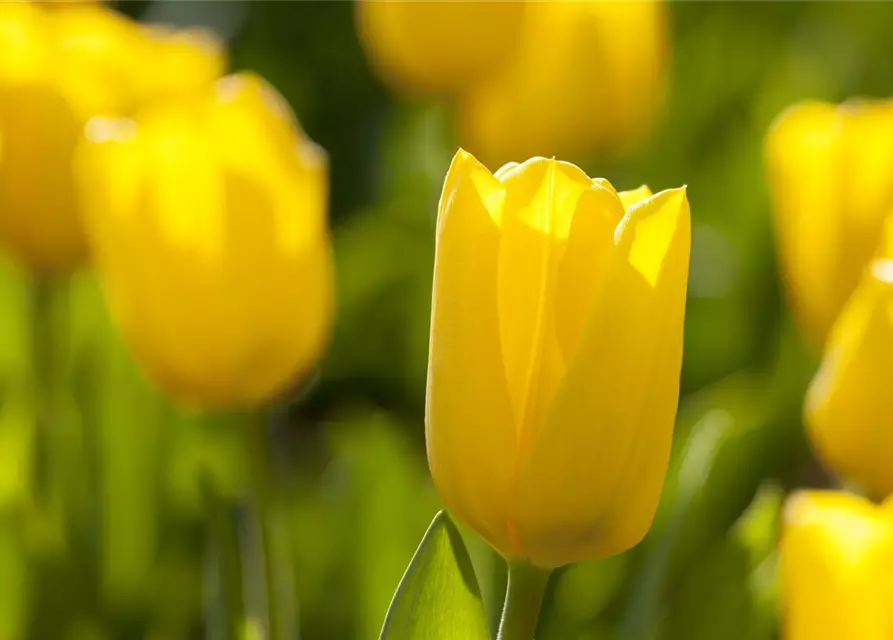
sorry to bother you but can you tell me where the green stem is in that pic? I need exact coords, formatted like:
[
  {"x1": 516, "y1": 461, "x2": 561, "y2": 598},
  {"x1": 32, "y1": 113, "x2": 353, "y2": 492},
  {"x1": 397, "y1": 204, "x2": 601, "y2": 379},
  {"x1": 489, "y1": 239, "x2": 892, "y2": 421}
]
[
  {"x1": 496, "y1": 561, "x2": 551, "y2": 640},
  {"x1": 203, "y1": 477, "x2": 245, "y2": 640},
  {"x1": 31, "y1": 276, "x2": 71, "y2": 509},
  {"x1": 31, "y1": 277, "x2": 54, "y2": 499},
  {"x1": 244, "y1": 416, "x2": 295, "y2": 640}
]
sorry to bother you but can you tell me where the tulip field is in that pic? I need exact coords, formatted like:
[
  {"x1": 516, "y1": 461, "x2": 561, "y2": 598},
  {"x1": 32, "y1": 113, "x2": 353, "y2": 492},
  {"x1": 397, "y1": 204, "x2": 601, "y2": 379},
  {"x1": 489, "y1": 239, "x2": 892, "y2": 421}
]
[{"x1": 2, "y1": 2, "x2": 893, "y2": 640}]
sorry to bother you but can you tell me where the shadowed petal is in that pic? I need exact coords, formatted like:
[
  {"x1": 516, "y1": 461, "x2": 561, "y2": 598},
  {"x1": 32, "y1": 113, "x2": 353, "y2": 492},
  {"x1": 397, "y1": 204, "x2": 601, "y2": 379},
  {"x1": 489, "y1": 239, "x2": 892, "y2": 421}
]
[
  {"x1": 426, "y1": 150, "x2": 516, "y2": 555},
  {"x1": 806, "y1": 260, "x2": 893, "y2": 498},
  {"x1": 513, "y1": 187, "x2": 690, "y2": 567}
]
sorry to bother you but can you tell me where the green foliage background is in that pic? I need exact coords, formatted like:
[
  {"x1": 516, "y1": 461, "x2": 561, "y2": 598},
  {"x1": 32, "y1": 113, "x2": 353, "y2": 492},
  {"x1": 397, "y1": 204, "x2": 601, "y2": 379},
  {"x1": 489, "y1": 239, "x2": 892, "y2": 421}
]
[{"x1": 2, "y1": 2, "x2": 892, "y2": 639}]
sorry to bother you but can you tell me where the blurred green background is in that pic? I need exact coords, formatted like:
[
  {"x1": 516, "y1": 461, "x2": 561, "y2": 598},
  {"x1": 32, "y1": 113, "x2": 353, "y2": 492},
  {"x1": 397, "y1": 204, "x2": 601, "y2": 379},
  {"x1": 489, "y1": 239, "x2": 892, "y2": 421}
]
[{"x1": 3, "y1": 1, "x2": 893, "y2": 639}]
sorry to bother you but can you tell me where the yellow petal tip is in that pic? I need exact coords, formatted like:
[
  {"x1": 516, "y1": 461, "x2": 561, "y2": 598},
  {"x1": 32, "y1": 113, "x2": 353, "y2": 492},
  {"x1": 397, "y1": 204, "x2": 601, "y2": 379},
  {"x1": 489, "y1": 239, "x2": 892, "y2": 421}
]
[{"x1": 618, "y1": 185, "x2": 690, "y2": 287}]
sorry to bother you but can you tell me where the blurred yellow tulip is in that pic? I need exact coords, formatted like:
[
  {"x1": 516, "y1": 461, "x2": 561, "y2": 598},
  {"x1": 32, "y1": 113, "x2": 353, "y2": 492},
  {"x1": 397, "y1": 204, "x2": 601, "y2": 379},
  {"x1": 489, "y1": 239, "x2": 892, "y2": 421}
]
[
  {"x1": 766, "y1": 99, "x2": 893, "y2": 345},
  {"x1": 33, "y1": 0, "x2": 106, "y2": 9},
  {"x1": 456, "y1": 0, "x2": 668, "y2": 167},
  {"x1": 0, "y1": 2, "x2": 224, "y2": 272},
  {"x1": 805, "y1": 257, "x2": 893, "y2": 497},
  {"x1": 75, "y1": 73, "x2": 335, "y2": 408},
  {"x1": 781, "y1": 491, "x2": 893, "y2": 640},
  {"x1": 133, "y1": 25, "x2": 223, "y2": 107},
  {"x1": 426, "y1": 149, "x2": 689, "y2": 568},
  {"x1": 355, "y1": 0, "x2": 526, "y2": 97}
]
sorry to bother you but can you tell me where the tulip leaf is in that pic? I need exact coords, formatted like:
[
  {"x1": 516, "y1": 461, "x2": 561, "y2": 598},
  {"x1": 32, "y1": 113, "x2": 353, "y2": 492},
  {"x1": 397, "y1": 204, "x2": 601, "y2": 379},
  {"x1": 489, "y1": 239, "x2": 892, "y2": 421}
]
[{"x1": 378, "y1": 510, "x2": 490, "y2": 640}]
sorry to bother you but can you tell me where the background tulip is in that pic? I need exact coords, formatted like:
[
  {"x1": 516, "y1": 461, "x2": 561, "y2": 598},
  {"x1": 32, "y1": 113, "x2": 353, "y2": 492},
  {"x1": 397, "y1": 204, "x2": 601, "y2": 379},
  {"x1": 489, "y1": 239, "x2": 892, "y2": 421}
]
[
  {"x1": 805, "y1": 258, "x2": 893, "y2": 497},
  {"x1": 765, "y1": 99, "x2": 893, "y2": 346},
  {"x1": 0, "y1": 2, "x2": 224, "y2": 272},
  {"x1": 76, "y1": 73, "x2": 334, "y2": 407},
  {"x1": 425, "y1": 149, "x2": 690, "y2": 568},
  {"x1": 41, "y1": 0, "x2": 105, "y2": 7},
  {"x1": 780, "y1": 491, "x2": 893, "y2": 640},
  {"x1": 355, "y1": 0, "x2": 526, "y2": 98},
  {"x1": 123, "y1": 25, "x2": 225, "y2": 114},
  {"x1": 456, "y1": 0, "x2": 667, "y2": 167}
]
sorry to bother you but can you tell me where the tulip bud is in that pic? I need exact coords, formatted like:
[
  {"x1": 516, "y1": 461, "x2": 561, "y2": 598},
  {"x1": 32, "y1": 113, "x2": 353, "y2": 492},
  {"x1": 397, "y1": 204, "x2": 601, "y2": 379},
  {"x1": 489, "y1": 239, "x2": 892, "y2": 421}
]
[
  {"x1": 426, "y1": 150, "x2": 690, "y2": 568},
  {"x1": 0, "y1": 2, "x2": 81, "y2": 270},
  {"x1": 456, "y1": 0, "x2": 668, "y2": 167},
  {"x1": 765, "y1": 99, "x2": 893, "y2": 345},
  {"x1": 0, "y1": 3, "x2": 224, "y2": 272},
  {"x1": 355, "y1": 0, "x2": 526, "y2": 97},
  {"x1": 781, "y1": 491, "x2": 893, "y2": 640},
  {"x1": 805, "y1": 258, "x2": 893, "y2": 497},
  {"x1": 75, "y1": 73, "x2": 334, "y2": 408},
  {"x1": 132, "y1": 25, "x2": 225, "y2": 108},
  {"x1": 40, "y1": 1, "x2": 105, "y2": 7}
]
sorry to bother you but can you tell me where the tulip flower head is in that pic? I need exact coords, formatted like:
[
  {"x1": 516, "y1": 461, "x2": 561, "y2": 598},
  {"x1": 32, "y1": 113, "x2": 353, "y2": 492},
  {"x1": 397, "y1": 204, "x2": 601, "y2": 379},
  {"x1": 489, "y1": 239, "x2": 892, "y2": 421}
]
[
  {"x1": 0, "y1": 2, "x2": 224, "y2": 272},
  {"x1": 355, "y1": 0, "x2": 526, "y2": 97},
  {"x1": 41, "y1": 1, "x2": 105, "y2": 7},
  {"x1": 132, "y1": 25, "x2": 225, "y2": 110},
  {"x1": 766, "y1": 99, "x2": 893, "y2": 345},
  {"x1": 76, "y1": 73, "x2": 334, "y2": 408},
  {"x1": 426, "y1": 149, "x2": 690, "y2": 568},
  {"x1": 457, "y1": 0, "x2": 668, "y2": 167},
  {"x1": 806, "y1": 258, "x2": 893, "y2": 497},
  {"x1": 134, "y1": 24, "x2": 226, "y2": 104},
  {"x1": 781, "y1": 491, "x2": 893, "y2": 640}
]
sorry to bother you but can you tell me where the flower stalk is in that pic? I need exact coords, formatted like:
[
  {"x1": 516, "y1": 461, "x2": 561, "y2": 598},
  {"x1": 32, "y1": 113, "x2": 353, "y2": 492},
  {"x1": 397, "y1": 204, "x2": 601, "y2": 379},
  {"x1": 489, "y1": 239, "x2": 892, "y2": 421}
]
[{"x1": 496, "y1": 561, "x2": 552, "y2": 640}]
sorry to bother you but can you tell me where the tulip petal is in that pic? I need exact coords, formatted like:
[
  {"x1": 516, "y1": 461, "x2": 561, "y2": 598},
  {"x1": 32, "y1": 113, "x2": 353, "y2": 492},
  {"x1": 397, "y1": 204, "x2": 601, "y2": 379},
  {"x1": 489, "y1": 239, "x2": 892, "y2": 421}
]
[
  {"x1": 591, "y1": 177, "x2": 618, "y2": 195},
  {"x1": 495, "y1": 158, "x2": 592, "y2": 443},
  {"x1": 356, "y1": 0, "x2": 526, "y2": 97},
  {"x1": 512, "y1": 187, "x2": 689, "y2": 567},
  {"x1": 0, "y1": 3, "x2": 86, "y2": 269},
  {"x1": 454, "y1": 2, "x2": 593, "y2": 165},
  {"x1": 765, "y1": 101, "x2": 844, "y2": 343},
  {"x1": 781, "y1": 491, "x2": 893, "y2": 640},
  {"x1": 455, "y1": 1, "x2": 665, "y2": 165},
  {"x1": 618, "y1": 184, "x2": 652, "y2": 210},
  {"x1": 836, "y1": 102, "x2": 893, "y2": 298},
  {"x1": 211, "y1": 74, "x2": 329, "y2": 255},
  {"x1": 103, "y1": 108, "x2": 232, "y2": 404},
  {"x1": 494, "y1": 161, "x2": 519, "y2": 179},
  {"x1": 582, "y1": 0, "x2": 667, "y2": 148},
  {"x1": 216, "y1": 169, "x2": 333, "y2": 405},
  {"x1": 554, "y1": 182, "x2": 625, "y2": 363},
  {"x1": 806, "y1": 260, "x2": 893, "y2": 498},
  {"x1": 840, "y1": 101, "x2": 893, "y2": 228},
  {"x1": 426, "y1": 150, "x2": 517, "y2": 556}
]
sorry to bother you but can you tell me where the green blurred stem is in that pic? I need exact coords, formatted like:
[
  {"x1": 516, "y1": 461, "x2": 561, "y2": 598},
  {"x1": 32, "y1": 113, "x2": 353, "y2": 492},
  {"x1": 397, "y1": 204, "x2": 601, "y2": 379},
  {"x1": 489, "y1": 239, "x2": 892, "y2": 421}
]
[
  {"x1": 203, "y1": 477, "x2": 245, "y2": 640},
  {"x1": 31, "y1": 276, "x2": 63, "y2": 502},
  {"x1": 244, "y1": 416, "x2": 294, "y2": 640},
  {"x1": 496, "y1": 561, "x2": 551, "y2": 640},
  {"x1": 31, "y1": 278, "x2": 54, "y2": 393}
]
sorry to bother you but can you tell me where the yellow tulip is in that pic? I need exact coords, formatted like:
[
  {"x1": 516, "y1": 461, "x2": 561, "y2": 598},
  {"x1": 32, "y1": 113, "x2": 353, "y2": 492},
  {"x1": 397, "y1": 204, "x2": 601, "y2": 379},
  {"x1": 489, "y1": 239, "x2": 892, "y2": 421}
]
[
  {"x1": 355, "y1": 0, "x2": 526, "y2": 97},
  {"x1": 456, "y1": 0, "x2": 668, "y2": 167},
  {"x1": 39, "y1": 0, "x2": 105, "y2": 6},
  {"x1": 31, "y1": 0, "x2": 104, "y2": 9},
  {"x1": 765, "y1": 99, "x2": 893, "y2": 345},
  {"x1": 426, "y1": 149, "x2": 690, "y2": 568},
  {"x1": 780, "y1": 490, "x2": 893, "y2": 640},
  {"x1": 0, "y1": 2, "x2": 224, "y2": 272},
  {"x1": 48, "y1": 5, "x2": 225, "y2": 116},
  {"x1": 75, "y1": 73, "x2": 334, "y2": 408},
  {"x1": 132, "y1": 25, "x2": 223, "y2": 107},
  {"x1": 805, "y1": 257, "x2": 893, "y2": 497}
]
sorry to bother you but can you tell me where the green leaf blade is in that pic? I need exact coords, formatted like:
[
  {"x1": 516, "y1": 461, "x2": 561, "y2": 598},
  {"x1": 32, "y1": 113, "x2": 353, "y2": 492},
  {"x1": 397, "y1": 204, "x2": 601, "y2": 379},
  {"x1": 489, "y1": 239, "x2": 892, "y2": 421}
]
[{"x1": 379, "y1": 510, "x2": 490, "y2": 640}]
